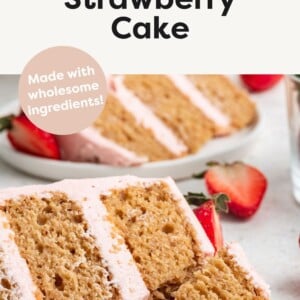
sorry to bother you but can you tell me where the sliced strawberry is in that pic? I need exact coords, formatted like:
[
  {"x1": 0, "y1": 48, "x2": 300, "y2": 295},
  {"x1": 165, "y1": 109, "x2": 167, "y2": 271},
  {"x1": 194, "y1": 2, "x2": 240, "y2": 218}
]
[
  {"x1": 0, "y1": 114, "x2": 60, "y2": 159},
  {"x1": 193, "y1": 201, "x2": 223, "y2": 252},
  {"x1": 185, "y1": 192, "x2": 229, "y2": 252},
  {"x1": 240, "y1": 74, "x2": 283, "y2": 92},
  {"x1": 204, "y1": 162, "x2": 267, "y2": 219}
]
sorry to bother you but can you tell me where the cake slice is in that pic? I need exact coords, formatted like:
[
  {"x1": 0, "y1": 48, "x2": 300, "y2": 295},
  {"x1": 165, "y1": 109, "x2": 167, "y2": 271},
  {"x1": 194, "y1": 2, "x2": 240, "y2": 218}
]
[
  {"x1": 57, "y1": 75, "x2": 256, "y2": 166},
  {"x1": 0, "y1": 180, "x2": 149, "y2": 300},
  {"x1": 0, "y1": 176, "x2": 269, "y2": 300},
  {"x1": 56, "y1": 91, "x2": 187, "y2": 166}
]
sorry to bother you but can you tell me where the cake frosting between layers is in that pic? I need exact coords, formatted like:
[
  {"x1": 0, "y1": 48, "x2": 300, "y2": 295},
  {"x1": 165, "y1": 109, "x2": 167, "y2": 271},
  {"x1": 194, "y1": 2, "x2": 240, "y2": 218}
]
[
  {"x1": 167, "y1": 74, "x2": 230, "y2": 128},
  {"x1": 226, "y1": 242, "x2": 271, "y2": 298},
  {"x1": 113, "y1": 76, "x2": 187, "y2": 156},
  {"x1": 0, "y1": 213, "x2": 38, "y2": 300},
  {"x1": 56, "y1": 127, "x2": 147, "y2": 166}
]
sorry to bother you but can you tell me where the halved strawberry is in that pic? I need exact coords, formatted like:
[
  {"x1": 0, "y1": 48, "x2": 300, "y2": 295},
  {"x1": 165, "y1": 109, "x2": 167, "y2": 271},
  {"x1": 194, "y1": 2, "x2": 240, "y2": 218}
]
[
  {"x1": 0, "y1": 114, "x2": 60, "y2": 159},
  {"x1": 185, "y1": 193, "x2": 229, "y2": 252},
  {"x1": 200, "y1": 162, "x2": 267, "y2": 219},
  {"x1": 240, "y1": 75, "x2": 283, "y2": 92}
]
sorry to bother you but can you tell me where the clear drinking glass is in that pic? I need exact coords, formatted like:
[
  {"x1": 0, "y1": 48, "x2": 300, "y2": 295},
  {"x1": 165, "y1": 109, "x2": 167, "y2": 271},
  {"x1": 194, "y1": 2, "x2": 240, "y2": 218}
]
[{"x1": 286, "y1": 75, "x2": 300, "y2": 203}]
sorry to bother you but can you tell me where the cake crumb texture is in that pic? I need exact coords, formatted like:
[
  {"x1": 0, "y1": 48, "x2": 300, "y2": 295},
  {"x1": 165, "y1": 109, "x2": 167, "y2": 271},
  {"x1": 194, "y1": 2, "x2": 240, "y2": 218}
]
[
  {"x1": 94, "y1": 94, "x2": 177, "y2": 161},
  {"x1": 174, "y1": 248, "x2": 268, "y2": 300},
  {"x1": 188, "y1": 75, "x2": 257, "y2": 129},
  {"x1": 101, "y1": 182, "x2": 203, "y2": 296},
  {"x1": 2, "y1": 193, "x2": 119, "y2": 300},
  {"x1": 123, "y1": 75, "x2": 215, "y2": 153}
]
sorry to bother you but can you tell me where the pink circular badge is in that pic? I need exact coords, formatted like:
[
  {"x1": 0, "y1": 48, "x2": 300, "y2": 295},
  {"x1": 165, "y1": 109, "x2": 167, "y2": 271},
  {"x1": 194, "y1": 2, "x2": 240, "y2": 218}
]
[{"x1": 19, "y1": 46, "x2": 107, "y2": 135}]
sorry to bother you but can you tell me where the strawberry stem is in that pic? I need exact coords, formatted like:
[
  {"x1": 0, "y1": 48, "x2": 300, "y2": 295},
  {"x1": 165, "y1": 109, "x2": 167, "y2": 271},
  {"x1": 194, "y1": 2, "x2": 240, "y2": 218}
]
[
  {"x1": 193, "y1": 161, "x2": 221, "y2": 179},
  {"x1": 192, "y1": 171, "x2": 206, "y2": 179},
  {"x1": 185, "y1": 192, "x2": 230, "y2": 213},
  {"x1": 0, "y1": 115, "x2": 13, "y2": 132}
]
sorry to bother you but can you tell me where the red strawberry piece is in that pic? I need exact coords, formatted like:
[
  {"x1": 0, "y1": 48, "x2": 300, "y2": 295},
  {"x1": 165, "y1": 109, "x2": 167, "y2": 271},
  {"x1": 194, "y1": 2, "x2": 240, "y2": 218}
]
[
  {"x1": 185, "y1": 192, "x2": 229, "y2": 251},
  {"x1": 193, "y1": 200, "x2": 224, "y2": 252},
  {"x1": 240, "y1": 74, "x2": 283, "y2": 92},
  {"x1": 204, "y1": 162, "x2": 267, "y2": 219},
  {"x1": 0, "y1": 114, "x2": 60, "y2": 159}
]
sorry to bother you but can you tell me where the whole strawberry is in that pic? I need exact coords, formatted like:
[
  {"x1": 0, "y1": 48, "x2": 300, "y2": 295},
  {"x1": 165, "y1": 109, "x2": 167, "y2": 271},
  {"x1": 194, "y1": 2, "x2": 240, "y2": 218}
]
[
  {"x1": 195, "y1": 162, "x2": 267, "y2": 219},
  {"x1": 0, "y1": 114, "x2": 60, "y2": 159},
  {"x1": 240, "y1": 75, "x2": 283, "y2": 92}
]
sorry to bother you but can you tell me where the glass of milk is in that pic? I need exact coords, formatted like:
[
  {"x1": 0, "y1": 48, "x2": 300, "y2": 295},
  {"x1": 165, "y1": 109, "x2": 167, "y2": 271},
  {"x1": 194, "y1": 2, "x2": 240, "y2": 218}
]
[{"x1": 286, "y1": 75, "x2": 300, "y2": 203}]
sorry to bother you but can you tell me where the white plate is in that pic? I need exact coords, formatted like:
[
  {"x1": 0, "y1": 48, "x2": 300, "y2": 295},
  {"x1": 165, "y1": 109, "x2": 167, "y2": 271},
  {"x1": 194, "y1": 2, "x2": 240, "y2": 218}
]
[{"x1": 0, "y1": 101, "x2": 262, "y2": 181}]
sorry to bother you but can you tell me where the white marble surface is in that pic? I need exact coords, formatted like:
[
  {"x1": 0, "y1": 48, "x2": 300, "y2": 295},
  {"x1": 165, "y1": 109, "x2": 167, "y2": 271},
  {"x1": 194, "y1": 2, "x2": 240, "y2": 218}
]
[{"x1": 0, "y1": 75, "x2": 299, "y2": 299}]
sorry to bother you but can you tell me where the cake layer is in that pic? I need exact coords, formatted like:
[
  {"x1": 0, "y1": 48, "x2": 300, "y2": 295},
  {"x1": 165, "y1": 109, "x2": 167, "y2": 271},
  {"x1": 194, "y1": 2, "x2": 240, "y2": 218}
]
[
  {"x1": 122, "y1": 75, "x2": 215, "y2": 153},
  {"x1": 99, "y1": 176, "x2": 214, "y2": 298},
  {"x1": 188, "y1": 75, "x2": 257, "y2": 129},
  {"x1": 94, "y1": 93, "x2": 182, "y2": 162},
  {"x1": 174, "y1": 243, "x2": 270, "y2": 300}
]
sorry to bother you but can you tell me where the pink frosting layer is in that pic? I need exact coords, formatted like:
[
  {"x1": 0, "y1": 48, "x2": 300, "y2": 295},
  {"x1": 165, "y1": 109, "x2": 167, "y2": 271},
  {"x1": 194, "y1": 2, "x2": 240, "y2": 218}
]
[
  {"x1": 113, "y1": 76, "x2": 187, "y2": 156},
  {"x1": 56, "y1": 127, "x2": 147, "y2": 166},
  {"x1": 226, "y1": 242, "x2": 270, "y2": 298},
  {"x1": 167, "y1": 75, "x2": 230, "y2": 128},
  {"x1": 0, "y1": 213, "x2": 37, "y2": 300}
]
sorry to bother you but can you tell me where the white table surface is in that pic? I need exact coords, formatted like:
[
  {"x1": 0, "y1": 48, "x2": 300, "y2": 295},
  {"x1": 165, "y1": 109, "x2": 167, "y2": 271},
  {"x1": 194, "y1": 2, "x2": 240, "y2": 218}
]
[{"x1": 0, "y1": 75, "x2": 299, "y2": 300}]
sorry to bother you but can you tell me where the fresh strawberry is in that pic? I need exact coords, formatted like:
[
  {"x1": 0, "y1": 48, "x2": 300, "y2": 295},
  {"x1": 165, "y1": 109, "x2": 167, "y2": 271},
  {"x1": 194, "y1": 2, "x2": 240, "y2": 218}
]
[
  {"x1": 196, "y1": 162, "x2": 267, "y2": 219},
  {"x1": 0, "y1": 114, "x2": 60, "y2": 159},
  {"x1": 185, "y1": 192, "x2": 229, "y2": 251},
  {"x1": 240, "y1": 75, "x2": 283, "y2": 92}
]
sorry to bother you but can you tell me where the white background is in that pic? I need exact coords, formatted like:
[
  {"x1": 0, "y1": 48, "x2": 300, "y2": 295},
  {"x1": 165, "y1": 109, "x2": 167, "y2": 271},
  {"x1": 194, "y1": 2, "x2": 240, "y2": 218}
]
[{"x1": 0, "y1": 0, "x2": 300, "y2": 73}]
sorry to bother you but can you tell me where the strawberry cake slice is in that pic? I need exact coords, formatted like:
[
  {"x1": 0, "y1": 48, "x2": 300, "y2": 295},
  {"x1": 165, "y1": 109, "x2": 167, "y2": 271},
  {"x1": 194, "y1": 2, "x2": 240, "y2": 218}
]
[
  {"x1": 0, "y1": 176, "x2": 269, "y2": 300},
  {"x1": 56, "y1": 75, "x2": 257, "y2": 166}
]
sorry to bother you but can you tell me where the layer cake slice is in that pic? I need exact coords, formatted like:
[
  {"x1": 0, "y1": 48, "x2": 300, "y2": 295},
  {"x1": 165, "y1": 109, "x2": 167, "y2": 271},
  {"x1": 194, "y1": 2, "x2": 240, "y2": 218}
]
[
  {"x1": 57, "y1": 75, "x2": 257, "y2": 166},
  {"x1": 0, "y1": 176, "x2": 269, "y2": 299}
]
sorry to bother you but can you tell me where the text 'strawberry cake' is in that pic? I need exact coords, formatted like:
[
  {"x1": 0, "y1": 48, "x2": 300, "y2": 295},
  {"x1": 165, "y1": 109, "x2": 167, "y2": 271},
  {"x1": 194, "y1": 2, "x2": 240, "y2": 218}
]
[
  {"x1": 57, "y1": 75, "x2": 257, "y2": 166},
  {"x1": 0, "y1": 176, "x2": 269, "y2": 299}
]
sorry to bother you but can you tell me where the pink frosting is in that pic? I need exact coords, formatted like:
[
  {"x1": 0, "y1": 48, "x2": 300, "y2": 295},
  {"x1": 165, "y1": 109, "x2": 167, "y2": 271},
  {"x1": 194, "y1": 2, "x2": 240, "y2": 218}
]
[
  {"x1": 167, "y1": 75, "x2": 230, "y2": 128},
  {"x1": 226, "y1": 242, "x2": 270, "y2": 298},
  {"x1": 113, "y1": 76, "x2": 187, "y2": 156},
  {"x1": 56, "y1": 127, "x2": 147, "y2": 166},
  {"x1": 0, "y1": 213, "x2": 37, "y2": 299}
]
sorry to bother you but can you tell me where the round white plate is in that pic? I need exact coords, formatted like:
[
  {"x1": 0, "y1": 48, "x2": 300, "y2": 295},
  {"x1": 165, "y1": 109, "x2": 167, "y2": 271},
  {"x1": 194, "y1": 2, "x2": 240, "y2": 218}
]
[{"x1": 0, "y1": 101, "x2": 262, "y2": 181}]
